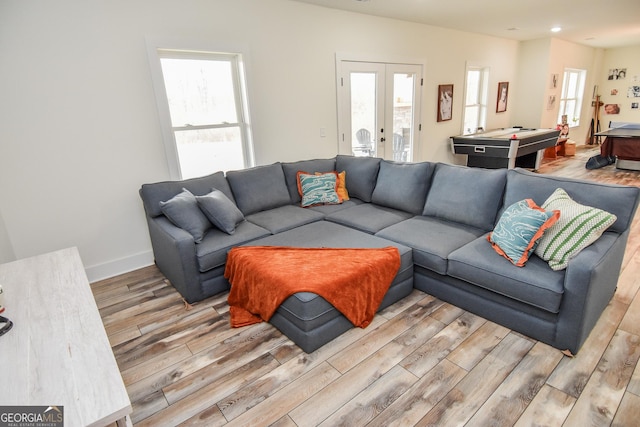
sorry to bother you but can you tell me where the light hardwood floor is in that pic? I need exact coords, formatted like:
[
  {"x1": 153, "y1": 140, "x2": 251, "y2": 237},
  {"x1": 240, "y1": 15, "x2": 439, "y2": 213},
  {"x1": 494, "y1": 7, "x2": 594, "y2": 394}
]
[{"x1": 94, "y1": 145, "x2": 640, "y2": 426}]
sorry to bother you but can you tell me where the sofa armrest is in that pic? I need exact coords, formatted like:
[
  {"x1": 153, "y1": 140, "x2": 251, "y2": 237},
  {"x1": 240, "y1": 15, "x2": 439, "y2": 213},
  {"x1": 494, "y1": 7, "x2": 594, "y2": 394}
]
[
  {"x1": 146, "y1": 215, "x2": 204, "y2": 303},
  {"x1": 555, "y1": 231, "x2": 627, "y2": 354}
]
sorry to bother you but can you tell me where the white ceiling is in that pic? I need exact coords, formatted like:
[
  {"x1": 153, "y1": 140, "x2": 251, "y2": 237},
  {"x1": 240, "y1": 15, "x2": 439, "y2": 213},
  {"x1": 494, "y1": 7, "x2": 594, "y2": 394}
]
[{"x1": 290, "y1": 0, "x2": 640, "y2": 49}]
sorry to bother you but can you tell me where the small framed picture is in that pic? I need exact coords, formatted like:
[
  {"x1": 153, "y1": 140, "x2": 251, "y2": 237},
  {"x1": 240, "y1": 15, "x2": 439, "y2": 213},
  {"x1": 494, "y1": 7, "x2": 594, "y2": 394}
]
[
  {"x1": 608, "y1": 68, "x2": 627, "y2": 80},
  {"x1": 496, "y1": 82, "x2": 509, "y2": 113},
  {"x1": 437, "y1": 84, "x2": 453, "y2": 122},
  {"x1": 604, "y1": 104, "x2": 621, "y2": 114}
]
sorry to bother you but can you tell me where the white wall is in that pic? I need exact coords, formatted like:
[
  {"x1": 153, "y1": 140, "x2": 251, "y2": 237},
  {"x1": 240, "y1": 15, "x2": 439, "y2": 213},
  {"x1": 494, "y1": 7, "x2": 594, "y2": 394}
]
[
  {"x1": 513, "y1": 38, "x2": 603, "y2": 144},
  {"x1": 0, "y1": 211, "x2": 16, "y2": 264},
  {"x1": 512, "y1": 39, "x2": 552, "y2": 128},
  {"x1": 548, "y1": 38, "x2": 604, "y2": 144},
  {"x1": 598, "y1": 45, "x2": 640, "y2": 126},
  {"x1": 0, "y1": 0, "x2": 605, "y2": 280}
]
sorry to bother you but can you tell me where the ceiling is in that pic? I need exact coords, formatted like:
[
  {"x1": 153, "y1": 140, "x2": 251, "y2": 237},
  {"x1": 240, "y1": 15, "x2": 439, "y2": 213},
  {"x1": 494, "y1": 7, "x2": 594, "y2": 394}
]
[{"x1": 290, "y1": 0, "x2": 640, "y2": 49}]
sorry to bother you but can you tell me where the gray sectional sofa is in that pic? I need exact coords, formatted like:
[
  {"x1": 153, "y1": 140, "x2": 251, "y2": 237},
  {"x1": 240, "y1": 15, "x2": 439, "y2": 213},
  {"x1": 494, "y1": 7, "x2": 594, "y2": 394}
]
[{"x1": 139, "y1": 155, "x2": 640, "y2": 354}]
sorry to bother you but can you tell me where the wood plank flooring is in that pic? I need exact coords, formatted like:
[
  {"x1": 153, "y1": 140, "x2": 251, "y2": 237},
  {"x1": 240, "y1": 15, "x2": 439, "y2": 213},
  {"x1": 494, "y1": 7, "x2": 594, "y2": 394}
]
[{"x1": 93, "y1": 145, "x2": 640, "y2": 426}]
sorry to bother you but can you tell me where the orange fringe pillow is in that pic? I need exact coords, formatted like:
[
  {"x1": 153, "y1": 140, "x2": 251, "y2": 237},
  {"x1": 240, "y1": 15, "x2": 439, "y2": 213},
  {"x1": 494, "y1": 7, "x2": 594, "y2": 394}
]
[{"x1": 335, "y1": 170, "x2": 350, "y2": 201}]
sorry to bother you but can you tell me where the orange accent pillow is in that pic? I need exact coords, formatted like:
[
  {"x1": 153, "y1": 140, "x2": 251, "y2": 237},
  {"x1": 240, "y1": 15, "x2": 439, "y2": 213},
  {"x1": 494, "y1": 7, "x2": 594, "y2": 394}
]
[{"x1": 335, "y1": 170, "x2": 350, "y2": 201}]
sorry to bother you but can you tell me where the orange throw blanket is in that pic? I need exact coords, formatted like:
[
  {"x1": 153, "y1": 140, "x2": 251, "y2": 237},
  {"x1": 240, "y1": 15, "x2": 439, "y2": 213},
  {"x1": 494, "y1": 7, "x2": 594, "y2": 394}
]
[{"x1": 225, "y1": 246, "x2": 401, "y2": 329}]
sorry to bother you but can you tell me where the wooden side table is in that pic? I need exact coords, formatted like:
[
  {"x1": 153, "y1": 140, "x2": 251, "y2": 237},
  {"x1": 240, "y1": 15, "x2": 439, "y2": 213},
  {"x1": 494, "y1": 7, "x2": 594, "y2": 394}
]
[
  {"x1": 544, "y1": 137, "x2": 568, "y2": 159},
  {"x1": 0, "y1": 247, "x2": 131, "y2": 427}
]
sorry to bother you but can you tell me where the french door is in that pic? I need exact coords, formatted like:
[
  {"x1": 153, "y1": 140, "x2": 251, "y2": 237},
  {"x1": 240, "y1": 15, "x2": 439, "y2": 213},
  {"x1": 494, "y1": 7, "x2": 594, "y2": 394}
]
[{"x1": 337, "y1": 60, "x2": 422, "y2": 161}]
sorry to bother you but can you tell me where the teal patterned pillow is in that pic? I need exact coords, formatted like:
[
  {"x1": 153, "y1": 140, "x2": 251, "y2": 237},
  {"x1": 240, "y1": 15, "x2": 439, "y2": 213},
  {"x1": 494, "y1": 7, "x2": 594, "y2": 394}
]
[
  {"x1": 488, "y1": 199, "x2": 560, "y2": 267},
  {"x1": 534, "y1": 188, "x2": 617, "y2": 270},
  {"x1": 296, "y1": 171, "x2": 342, "y2": 207}
]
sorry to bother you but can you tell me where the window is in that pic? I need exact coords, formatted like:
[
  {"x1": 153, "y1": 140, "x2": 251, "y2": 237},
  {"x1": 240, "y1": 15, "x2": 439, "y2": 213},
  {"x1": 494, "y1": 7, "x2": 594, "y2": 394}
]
[
  {"x1": 462, "y1": 65, "x2": 489, "y2": 135},
  {"x1": 557, "y1": 68, "x2": 587, "y2": 127},
  {"x1": 152, "y1": 49, "x2": 254, "y2": 179}
]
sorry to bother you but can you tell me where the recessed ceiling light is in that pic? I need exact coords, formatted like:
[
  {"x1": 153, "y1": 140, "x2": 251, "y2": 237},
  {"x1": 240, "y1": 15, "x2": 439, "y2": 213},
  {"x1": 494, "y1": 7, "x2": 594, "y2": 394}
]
[{"x1": 551, "y1": 27, "x2": 562, "y2": 33}]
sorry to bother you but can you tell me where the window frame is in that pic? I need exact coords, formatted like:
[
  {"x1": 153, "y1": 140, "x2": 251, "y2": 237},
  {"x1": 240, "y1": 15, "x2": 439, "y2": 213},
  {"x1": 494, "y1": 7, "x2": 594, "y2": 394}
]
[
  {"x1": 146, "y1": 39, "x2": 255, "y2": 179},
  {"x1": 557, "y1": 68, "x2": 587, "y2": 128},
  {"x1": 461, "y1": 64, "x2": 489, "y2": 135}
]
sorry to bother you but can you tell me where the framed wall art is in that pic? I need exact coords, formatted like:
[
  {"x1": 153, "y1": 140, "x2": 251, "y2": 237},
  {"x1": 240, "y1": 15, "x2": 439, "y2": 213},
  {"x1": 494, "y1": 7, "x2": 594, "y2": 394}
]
[
  {"x1": 437, "y1": 84, "x2": 453, "y2": 122},
  {"x1": 496, "y1": 82, "x2": 509, "y2": 113}
]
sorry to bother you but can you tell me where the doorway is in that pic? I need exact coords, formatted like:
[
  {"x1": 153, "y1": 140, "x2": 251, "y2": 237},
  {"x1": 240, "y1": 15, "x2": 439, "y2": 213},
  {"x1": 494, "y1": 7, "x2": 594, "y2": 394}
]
[{"x1": 337, "y1": 59, "x2": 422, "y2": 162}]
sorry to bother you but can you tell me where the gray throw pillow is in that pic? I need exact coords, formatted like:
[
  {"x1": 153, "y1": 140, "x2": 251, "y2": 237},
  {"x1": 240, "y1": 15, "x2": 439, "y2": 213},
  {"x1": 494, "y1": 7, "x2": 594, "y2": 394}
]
[
  {"x1": 196, "y1": 189, "x2": 245, "y2": 235},
  {"x1": 226, "y1": 163, "x2": 292, "y2": 215},
  {"x1": 371, "y1": 160, "x2": 435, "y2": 214},
  {"x1": 160, "y1": 188, "x2": 211, "y2": 243},
  {"x1": 423, "y1": 163, "x2": 507, "y2": 231}
]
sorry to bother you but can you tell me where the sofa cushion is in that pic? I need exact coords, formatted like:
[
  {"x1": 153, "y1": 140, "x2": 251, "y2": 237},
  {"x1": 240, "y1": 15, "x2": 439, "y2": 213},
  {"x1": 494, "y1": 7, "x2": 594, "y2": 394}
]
[
  {"x1": 488, "y1": 199, "x2": 560, "y2": 267},
  {"x1": 325, "y1": 203, "x2": 414, "y2": 234},
  {"x1": 448, "y1": 236, "x2": 565, "y2": 313},
  {"x1": 503, "y1": 168, "x2": 639, "y2": 234},
  {"x1": 245, "y1": 221, "x2": 414, "y2": 274},
  {"x1": 281, "y1": 158, "x2": 337, "y2": 203},
  {"x1": 376, "y1": 216, "x2": 485, "y2": 274},
  {"x1": 308, "y1": 198, "x2": 363, "y2": 216},
  {"x1": 534, "y1": 187, "x2": 617, "y2": 271},
  {"x1": 140, "y1": 171, "x2": 234, "y2": 218},
  {"x1": 335, "y1": 155, "x2": 381, "y2": 202},
  {"x1": 245, "y1": 205, "x2": 324, "y2": 234},
  {"x1": 195, "y1": 189, "x2": 245, "y2": 235},
  {"x1": 297, "y1": 171, "x2": 341, "y2": 207},
  {"x1": 195, "y1": 221, "x2": 270, "y2": 272},
  {"x1": 159, "y1": 188, "x2": 211, "y2": 243},
  {"x1": 226, "y1": 163, "x2": 292, "y2": 215},
  {"x1": 371, "y1": 160, "x2": 435, "y2": 214},
  {"x1": 423, "y1": 163, "x2": 507, "y2": 231}
]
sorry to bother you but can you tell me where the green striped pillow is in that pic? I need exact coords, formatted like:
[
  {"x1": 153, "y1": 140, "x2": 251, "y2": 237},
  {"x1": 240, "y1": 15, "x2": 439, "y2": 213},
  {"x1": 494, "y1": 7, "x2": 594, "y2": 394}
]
[{"x1": 534, "y1": 188, "x2": 617, "y2": 270}]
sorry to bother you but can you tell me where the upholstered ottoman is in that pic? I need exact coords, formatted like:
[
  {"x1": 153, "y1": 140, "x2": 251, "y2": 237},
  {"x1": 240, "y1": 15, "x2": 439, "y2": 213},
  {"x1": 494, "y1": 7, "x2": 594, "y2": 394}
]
[{"x1": 234, "y1": 221, "x2": 414, "y2": 353}]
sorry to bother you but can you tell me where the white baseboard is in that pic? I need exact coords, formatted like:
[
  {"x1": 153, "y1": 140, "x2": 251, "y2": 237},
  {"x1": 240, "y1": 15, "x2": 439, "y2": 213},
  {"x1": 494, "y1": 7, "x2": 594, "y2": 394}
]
[{"x1": 85, "y1": 250, "x2": 154, "y2": 283}]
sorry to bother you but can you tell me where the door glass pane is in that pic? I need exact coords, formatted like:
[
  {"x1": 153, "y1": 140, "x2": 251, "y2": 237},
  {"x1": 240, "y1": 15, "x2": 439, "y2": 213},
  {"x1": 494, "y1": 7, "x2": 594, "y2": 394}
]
[
  {"x1": 174, "y1": 128, "x2": 244, "y2": 178},
  {"x1": 160, "y1": 58, "x2": 238, "y2": 127},
  {"x1": 392, "y1": 73, "x2": 414, "y2": 161},
  {"x1": 350, "y1": 72, "x2": 376, "y2": 157}
]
